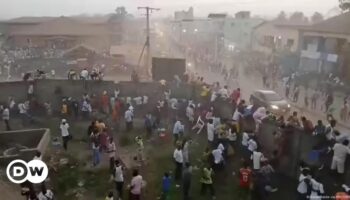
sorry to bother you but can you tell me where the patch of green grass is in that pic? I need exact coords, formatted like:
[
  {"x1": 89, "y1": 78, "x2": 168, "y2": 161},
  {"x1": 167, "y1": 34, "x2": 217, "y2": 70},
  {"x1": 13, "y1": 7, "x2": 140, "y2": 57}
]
[
  {"x1": 119, "y1": 134, "x2": 133, "y2": 146},
  {"x1": 53, "y1": 160, "x2": 111, "y2": 199}
]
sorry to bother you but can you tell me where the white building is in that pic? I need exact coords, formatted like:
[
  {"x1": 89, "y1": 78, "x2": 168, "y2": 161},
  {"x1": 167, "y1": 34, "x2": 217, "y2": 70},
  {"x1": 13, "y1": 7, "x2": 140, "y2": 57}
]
[{"x1": 252, "y1": 21, "x2": 307, "y2": 53}]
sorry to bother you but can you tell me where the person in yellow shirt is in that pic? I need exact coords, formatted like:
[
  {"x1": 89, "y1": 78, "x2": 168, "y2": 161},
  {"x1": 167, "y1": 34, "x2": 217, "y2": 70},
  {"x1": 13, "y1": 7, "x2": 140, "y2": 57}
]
[
  {"x1": 200, "y1": 85, "x2": 210, "y2": 97},
  {"x1": 200, "y1": 165, "x2": 216, "y2": 198}
]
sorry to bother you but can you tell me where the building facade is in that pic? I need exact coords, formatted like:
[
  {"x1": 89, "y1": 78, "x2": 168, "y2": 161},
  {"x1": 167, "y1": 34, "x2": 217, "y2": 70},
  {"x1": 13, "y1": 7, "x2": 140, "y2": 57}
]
[
  {"x1": 0, "y1": 15, "x2": 123, "y2": 52},
  {"x1": 252, "y1": 21, "x2": 305, "y2": 54},
  {"x1": 298, "y1": 12, "x2": 350, "y2": 77}
]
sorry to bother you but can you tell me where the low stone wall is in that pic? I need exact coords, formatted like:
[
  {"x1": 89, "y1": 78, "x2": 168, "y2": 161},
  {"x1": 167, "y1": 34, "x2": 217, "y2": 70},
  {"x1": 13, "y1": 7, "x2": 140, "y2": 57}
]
[
  {"x1": 0, "y1": 129, "x2": 50, "y2": 166},
  {"x1": 0, "y1": 79, "x2": 199, "y2": 110}
]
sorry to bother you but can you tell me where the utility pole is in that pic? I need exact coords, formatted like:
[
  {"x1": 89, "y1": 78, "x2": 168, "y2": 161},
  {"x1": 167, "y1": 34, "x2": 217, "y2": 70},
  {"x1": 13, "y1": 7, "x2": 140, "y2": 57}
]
[{"x1": 137, "y1": 6, "x2": 160, "y2": 79}]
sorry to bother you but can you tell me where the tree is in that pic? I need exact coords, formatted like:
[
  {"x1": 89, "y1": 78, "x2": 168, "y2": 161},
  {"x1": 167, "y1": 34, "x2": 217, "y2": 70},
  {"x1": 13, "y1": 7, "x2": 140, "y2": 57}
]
[
  {"x1": 109, "y1": 6, "x2": 129, "y2": 23},
  {"x1": 339, "y1": 0, "x2": 350, "y2": 12},
  {"x1": 115, "y1": 6, "x2": 127, "y2": 18},
  {"x1": 289, "y1": 12, "x2": 305, "y2": 23},
  {"x1": 311, "y1": 12, "x2": 324, "y2": 24},
  {"x1": 276, "y1": 11, "x2": 287, "y2": 22}
]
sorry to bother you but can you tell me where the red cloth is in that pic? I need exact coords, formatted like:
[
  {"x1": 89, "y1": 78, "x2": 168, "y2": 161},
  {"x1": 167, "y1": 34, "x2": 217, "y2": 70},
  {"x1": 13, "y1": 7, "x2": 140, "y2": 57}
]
[
  {"x1": 101, "y1": 95, "x2": 109, "y2": 107},
  {"x1": 112, "y1": 101, "x2": 121, "y2": 122},
  {"x1": 231, "y1": 90, "x2": 240, "y2": 104},
  {"x1": 239, "y1": 168, "x2": 252, "y2": 188},
  {"x1": 336, "y1": 192, "x2": 350, "y2": 200},
  {"x1": 99, "y1": 131, "x2": 108, "y2": 151}
]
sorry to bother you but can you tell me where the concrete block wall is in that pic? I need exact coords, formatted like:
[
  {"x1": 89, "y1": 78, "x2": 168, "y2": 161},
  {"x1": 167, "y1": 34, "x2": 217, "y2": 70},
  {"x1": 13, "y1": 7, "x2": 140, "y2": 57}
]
[
  {"x1": 0, "y1": 129, "x2": 50, "y2": 166},
  {"x1": 0, "y1": 81, "x2": 28, "y2": 104},
  {"x1": 0, "y1": 79, "x2": 199, "y2": 109}
]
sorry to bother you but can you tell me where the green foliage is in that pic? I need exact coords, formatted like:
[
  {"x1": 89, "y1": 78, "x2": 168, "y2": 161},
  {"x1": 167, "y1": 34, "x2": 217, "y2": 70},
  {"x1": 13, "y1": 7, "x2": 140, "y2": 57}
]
[{"x1": 119, "y1": 134, "x2": 133, "y2": 146}]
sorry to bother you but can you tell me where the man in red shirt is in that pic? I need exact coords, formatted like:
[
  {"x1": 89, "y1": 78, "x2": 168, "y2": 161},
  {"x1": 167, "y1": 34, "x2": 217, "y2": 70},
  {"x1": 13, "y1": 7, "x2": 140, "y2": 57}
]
[
  {"x1": 238, "y1": 161, "x2": 252, "y2": 200},
  {"x1": 231, "y1": 88, "x2": 241, "y2": 105},
  {"x1": 101, "y1": 91, "x2": 110, "y2": 114}
]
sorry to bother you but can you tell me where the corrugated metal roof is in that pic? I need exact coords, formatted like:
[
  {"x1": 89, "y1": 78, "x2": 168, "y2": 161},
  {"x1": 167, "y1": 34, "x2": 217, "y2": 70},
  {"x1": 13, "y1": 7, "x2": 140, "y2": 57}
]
[{"x1": 301, "y1": 12, "x2": 350, "y2": 35}]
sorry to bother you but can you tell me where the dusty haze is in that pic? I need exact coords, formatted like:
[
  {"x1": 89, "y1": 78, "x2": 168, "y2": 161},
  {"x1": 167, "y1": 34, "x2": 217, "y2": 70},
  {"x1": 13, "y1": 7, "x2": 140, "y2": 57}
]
[{"x1": 0, "y1": 0, "x2": 339, "y2": 19}]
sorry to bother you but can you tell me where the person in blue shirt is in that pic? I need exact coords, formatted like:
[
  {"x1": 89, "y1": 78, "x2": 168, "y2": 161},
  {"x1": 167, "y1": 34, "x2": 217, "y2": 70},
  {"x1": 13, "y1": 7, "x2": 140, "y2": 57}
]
[
  {"x1": 308, "y1": 145, "x2": 328, "y2": 170},
  {"x1": 161, "y1": 172, "x2": 171, "y2": 200},
  {"x1": 313, "y1": 120, "x2": 326, "y2": 136}
]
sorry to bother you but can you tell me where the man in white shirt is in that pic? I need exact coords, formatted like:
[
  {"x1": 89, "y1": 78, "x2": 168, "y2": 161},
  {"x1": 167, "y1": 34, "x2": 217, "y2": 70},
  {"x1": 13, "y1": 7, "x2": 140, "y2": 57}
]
[
  {"x1": 331, "y1": 140, "x2": 350, "y2": 174},
  {"x1": 170, "y1": 98, "x2": 178, "y2": 110},
  {"x1": 114, "y1": 89, "x2": 120, "y2": 98},
  {"x1": 212, "y1": 147, "x2": 224, "y2": 170},
  {"x1": 173, "y1": 119, "x2": 184, "y2": 144},
  {"x1": 107, "y1": 138, "x2": 116, "y2": 173},
  {"x1": 27, "y1": 84, "x2": 34, "y2": 99},
  {"x1": 251, "y1": 148, "x2": 264, "y2": 170},
  {"x1": 297, "y1": 169, "x2": 311, "y2": 200},
  {"x1": 186, "y1": 105, "x2": 195, "y2": 123},
  {"x1": 218, "y1": 143, "x2": 225, "y2": 152},
  {"x1": 309, "y1": 178, "x2": 324, "y2": 200},
  {"x1": 218, "y1": 85, "x2": 229, "y2": 99},
  {"x1": 81, "y1": 100, "x2": 92, "y2": 119},
  {"x1": 60, "y1": 119, "x2": 70, "y2": 150},
  {"x1": 80, "y1": 68, "x2": 89, "y2": 80},
  {"x1": 248, "y1": 138, "x2": 258, "y2": 153},
  {"x1": 232, "y1": 109, "x2": 242, "y2": 122},
  {"x1": 325, "y1": 119, "x2": 336, "y2": 141},
  {"x1": 173, "y1": 146, "x2": 183, "y2": 183},
  {"x1": 114, "y1": 160, "x2": 124, "y2": 199},
  {"x1": 207, "y1": 119, "x2": 215, "y2": 146},
  {"x1": 129, "y1": 169, "x2": 143, "y2": 199},
  {"x1": 241, "y1": 132, "x2": 249, "y2": 147},
  {"x1": 124, "y1": 108, "x2": 134, "y2": 132},
  {"x1": 2, "y1": 106, "x2": 10, "y2": 131},
  {"x1": 210, "y1": 92, "x2": 217, "y2": 102}
]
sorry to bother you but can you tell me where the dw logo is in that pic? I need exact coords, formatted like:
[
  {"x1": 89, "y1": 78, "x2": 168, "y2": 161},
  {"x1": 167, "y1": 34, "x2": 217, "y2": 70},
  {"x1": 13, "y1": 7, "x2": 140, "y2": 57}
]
[{"x1": 6, "y1": 159, "x2": 48, "y2": 184}]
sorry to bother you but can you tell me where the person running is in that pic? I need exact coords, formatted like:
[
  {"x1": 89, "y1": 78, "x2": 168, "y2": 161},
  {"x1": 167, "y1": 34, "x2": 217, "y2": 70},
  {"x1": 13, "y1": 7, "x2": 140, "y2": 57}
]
[
  {"x1": 161, "y1": 172, "x2": 171, "y2": 200},
  {"x1": 238, "y1": 161, "x2": 252, "y2": 200},
  {"x1": 92, "y1": 141, "x2": 100, "y2": 166},
  {"x1": 60, "y1": 119, "x2": 70, "y2": 150},
  {"x1": 309, "y1": 177, "x2": 324, "y2": 200},
  {"x1": 182, "y1": 163, "x2": 192, "y2": 200},
  {"x1": 129, "y1": 169, "x2": 143, "y2": 200},
  {"x1": 331, "y1": 140, "x2": 350, "y2": 183},
  {"x1": 173, "y1": 145, "x2": 184, "y2": 187},
  {"x1": 200, "y1": 164, "x2": 216, "y2": 199},
  {"x1": 182, "y1": 139, "x2": 191, "y2": 164},
  {"x1": 251, "y1": 147, "x2": 265, "y2": 171},
  {"x1": 114, "y1": 160, "x2": 124, "y2": 200},
  {"x1": 297, "y1": 169, "x2": 312, "y2": 200},
  {"x1": 173, "y1": 119, "x2": 184, "y2": 145},
  {"x1": 207, "y1": 119, "x2": 215, "y2": 147},
  {"x1": 107, "y1": 137, "x2": 116, "y2": 173},
  {"x1": 124, "y1": 108, "x2": 134, "y2": 132}
]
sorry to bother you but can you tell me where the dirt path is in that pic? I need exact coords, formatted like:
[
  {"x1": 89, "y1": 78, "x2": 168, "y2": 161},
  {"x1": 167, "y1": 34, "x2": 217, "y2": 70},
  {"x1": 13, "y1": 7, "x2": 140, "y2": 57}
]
[{"x1": 0, "y1": 179, "x2": 23, "y2": 200}]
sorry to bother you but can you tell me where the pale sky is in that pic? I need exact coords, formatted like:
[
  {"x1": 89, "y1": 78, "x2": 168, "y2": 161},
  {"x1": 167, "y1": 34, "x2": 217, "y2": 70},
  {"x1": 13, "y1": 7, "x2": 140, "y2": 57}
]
[{"x1": 0, "y1": 0, "x2": 340, "y2": 19}]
